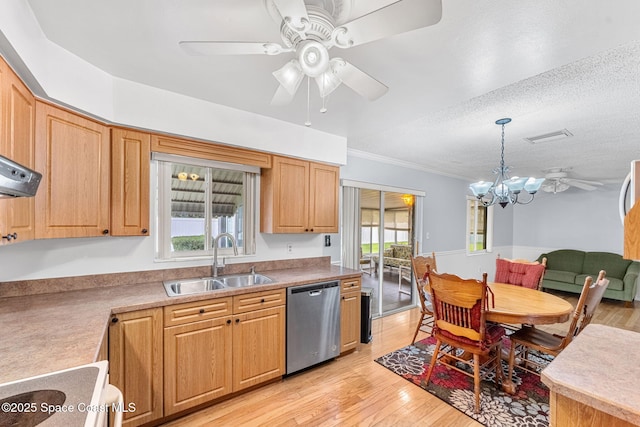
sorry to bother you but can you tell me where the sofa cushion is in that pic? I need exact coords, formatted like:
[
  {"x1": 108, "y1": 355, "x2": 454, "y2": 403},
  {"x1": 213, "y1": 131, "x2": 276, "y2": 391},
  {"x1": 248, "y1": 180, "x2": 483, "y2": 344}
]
[
  {"x1": 495, "y1": 258, "x2": 545, "y2": 289},
  {"x1": 582, "y1": 252, "x2": 631, "y2": 280},
  {"x1": 545, "y1": 269, "x2": 578, "y2": 284},
  {"x1": 391, "y1": 244, "x2": 412, "y2": 260},
  {"x1": 542, "y1": 250, "x2": 585, "y2": 273},
  {"x1": 575, "y1": 274, "x2": 624, "y2": 291}
]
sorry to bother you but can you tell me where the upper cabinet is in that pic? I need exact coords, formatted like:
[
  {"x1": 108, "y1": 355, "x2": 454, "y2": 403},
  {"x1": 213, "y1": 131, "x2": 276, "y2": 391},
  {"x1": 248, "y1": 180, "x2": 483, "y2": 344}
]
[
  {"x1": 35, "y1": 101, "x2": 111, "y2": 238},
  {"x1": 0, "y1": 58, "x2": 36, "y2": 245},
  {"x1": 111, "y1": 128, "x2": 150, "y2": 236},
  {"x1": 261, "y1": 155, "x2": 339, "y2": 233}
]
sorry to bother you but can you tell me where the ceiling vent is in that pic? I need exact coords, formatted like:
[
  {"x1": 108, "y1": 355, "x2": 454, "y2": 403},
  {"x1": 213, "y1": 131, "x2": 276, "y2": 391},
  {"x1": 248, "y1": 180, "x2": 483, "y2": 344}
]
[{"x1": 524, "y1": 129, "x2": 573, "y2": 144}]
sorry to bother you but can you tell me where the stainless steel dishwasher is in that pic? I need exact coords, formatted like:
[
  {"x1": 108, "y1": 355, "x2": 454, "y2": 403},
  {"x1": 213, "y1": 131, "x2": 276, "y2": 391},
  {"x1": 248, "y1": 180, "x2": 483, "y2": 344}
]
[{"x1": 286, "y1": 280, "x2": 341, "y2": 375}]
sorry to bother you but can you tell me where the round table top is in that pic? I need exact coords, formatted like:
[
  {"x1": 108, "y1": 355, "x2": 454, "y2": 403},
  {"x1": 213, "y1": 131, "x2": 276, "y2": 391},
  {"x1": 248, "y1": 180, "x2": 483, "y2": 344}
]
[{"x1": 487, "y1": 282, "x2": 574, "y2": 325}]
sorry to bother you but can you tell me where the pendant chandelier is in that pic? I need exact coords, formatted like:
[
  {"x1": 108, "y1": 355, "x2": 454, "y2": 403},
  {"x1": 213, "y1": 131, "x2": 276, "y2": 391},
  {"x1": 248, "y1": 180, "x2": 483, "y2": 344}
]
[{"x1": 469, "y1": 118, "x2": 545, "y2": 208}]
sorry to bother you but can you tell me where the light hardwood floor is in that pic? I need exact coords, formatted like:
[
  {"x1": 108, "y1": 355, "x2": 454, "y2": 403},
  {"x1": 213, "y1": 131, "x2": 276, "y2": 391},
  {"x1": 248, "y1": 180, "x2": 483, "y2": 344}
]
[{"x1": 161, "y1": 292, "x2": 639, "y2": 427}]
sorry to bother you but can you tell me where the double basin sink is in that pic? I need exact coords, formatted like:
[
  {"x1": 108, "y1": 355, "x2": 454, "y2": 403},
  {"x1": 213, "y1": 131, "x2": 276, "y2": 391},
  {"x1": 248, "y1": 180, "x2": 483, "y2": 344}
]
[{"x1": 164, "y1": 273, "x2": 274, "y2": 297}]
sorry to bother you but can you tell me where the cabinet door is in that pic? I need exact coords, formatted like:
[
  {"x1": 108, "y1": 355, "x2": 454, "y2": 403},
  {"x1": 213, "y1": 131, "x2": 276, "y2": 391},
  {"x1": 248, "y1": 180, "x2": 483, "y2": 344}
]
[
  {"x1": 35, "y1": 102, "x2": 110, "y2": 238},
  {"x1": 308, "y1": 162, "x2": 339, "y2": 233},
  {"x1": 109, "y1": 308, "x2": 163, "y2": 427},
  {"x1": 233, "y1": 305, "x2": 285, "y2": 391},
  {"x1": 111, "y1": 128, "x2": 150, "y2": 236},
  {"x1": 263, "y1": 156, "x2": 309, "y2": 233},
  {"x1": 341, "y1": 278, "x2": 362, "y2": 354},
  {"x1": 164, "y1": 317, "x2": 233, "y2": 415},
  {"x1": 0, "y1": 60, "x2": 36, "y2": 245}
]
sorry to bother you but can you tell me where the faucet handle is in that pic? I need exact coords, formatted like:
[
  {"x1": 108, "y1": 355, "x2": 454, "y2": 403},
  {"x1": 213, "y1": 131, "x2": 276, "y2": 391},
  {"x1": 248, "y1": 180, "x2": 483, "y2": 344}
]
[{"x1": 250, "y1": 265, "x2": 256, "y2": 274}]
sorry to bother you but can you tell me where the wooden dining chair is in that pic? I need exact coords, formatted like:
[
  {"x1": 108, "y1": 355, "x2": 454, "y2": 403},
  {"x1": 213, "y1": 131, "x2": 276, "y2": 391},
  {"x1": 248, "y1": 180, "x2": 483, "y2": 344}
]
[
  {"x1": 506, "y1": 270, "x2": 608, "y2": 383},
  {"x1": 410, "y1": 253, "x2": 437, "y2": 344},
  {"x1": 424, "y1": 267, "x2": 506, "y2": 414}
]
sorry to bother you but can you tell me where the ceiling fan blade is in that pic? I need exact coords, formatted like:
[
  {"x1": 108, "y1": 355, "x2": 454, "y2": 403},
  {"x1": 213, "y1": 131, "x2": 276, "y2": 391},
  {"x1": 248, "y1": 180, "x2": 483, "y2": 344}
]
[
  {"x1": 565, "y1": 180, "x2": 598, "y2": 191},
  {"x1": 332, "y1": 59, "x2": 388, "y2": 101},
  {"x1": 272, "y1": 0, "x2": 309, "y2": 31},
  {"x1": 270, "y1": 84, "x2": 297, "y2": 106},
  {"x1": 570, "y1": 178, "x2": 603, "y2": 186},
  {"x1": 331, "y1": 0, "x2": 442, "y2": 48},
  {"x1": 179, "y1": 41, "x2": 291, "y2": 56}
]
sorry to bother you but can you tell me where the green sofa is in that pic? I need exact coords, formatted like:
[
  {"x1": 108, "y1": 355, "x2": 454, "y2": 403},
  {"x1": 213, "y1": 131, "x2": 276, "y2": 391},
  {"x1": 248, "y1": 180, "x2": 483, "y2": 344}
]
[{"x1": 537, "y1": 249, "x2": 640, "y2": 305}]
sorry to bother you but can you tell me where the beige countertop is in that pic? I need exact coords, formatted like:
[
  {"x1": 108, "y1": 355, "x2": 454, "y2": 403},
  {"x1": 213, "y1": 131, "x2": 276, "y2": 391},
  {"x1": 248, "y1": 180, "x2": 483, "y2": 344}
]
[
  {"x1": 0, "y1": 264, "x2": 361, "y2": 384},
  {"x1": 541, "y1": 324, "x2": 640, "y2": 426}
]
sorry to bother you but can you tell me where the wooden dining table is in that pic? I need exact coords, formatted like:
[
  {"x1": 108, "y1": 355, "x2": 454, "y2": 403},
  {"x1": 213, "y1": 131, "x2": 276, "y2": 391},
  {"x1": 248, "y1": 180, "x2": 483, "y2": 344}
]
[
  {"x1": 486, "y1": 282, "x2": 573, "y2": 325},
  {"x1": 484, "y1": 282, "x2": 574, "y2": 394}
]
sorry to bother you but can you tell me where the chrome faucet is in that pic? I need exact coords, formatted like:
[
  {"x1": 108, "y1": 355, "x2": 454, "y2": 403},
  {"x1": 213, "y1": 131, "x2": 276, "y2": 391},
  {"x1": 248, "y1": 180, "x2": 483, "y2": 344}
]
[{"x1": 212, "y1": 233, "x2": 238, "y2": 277}]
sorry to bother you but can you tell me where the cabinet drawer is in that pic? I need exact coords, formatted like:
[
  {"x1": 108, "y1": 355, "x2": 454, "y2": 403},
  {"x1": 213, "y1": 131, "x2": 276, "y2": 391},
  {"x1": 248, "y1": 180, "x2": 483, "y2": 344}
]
[
  {"x1": 164, "y1": 297, "x2": 232, "y2": 327},
  {"x1": 233, "y1": 289, "x2": 286, "y2": 314},
  {"x1": 341, "y1": 278, "x2": 362, "y2": 293}
]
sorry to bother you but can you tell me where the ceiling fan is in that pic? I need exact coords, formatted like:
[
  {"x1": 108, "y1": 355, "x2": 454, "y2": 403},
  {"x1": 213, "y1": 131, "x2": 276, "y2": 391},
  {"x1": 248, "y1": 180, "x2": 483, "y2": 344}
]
[
  {"x1": 541, "y1": 168, "x2": 604, "y2": 193},
  {"x1": 179, "y1": 0, "x2": 442, "y2": 114}
]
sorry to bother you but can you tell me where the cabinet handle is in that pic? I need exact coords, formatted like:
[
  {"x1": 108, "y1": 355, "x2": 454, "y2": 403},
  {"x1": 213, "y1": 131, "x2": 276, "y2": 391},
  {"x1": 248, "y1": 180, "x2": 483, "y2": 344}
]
[
  {"x1": 305, "y1": 229, "x2": 309, "y2": 232},
  {"x1": 261, "y1": 298, "x2": 265, "y2": 303},
  {"x1": 310, "y1": 228, "x2": 314, "y2": 232},
  {"x1": 102, "y1": 229, "x2": 109, "y2": 235},
  {"x1": 226, "y1": 319, "x2": 231, "y2": 325},
  {"x1": 2, "y1": 233, "x2": 17, "y2": 241},
  {"x1": 235, "y1": 318, "x2": 240, "y2": 324},
  {"x1": 141, "y1": 229, "x2": 148, "y2": 234},
  {"x1": 111, "y1": 317, "x2": 119, "y2": 323},
  {"x1": 199, "y1": 309, "x2": 205, "y2": 314}
]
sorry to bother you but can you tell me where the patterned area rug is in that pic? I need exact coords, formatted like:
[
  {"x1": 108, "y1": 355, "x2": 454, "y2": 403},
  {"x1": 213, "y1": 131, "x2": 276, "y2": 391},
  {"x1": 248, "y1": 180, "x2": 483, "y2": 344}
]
[{"x1": 375, "y1": 336, "x2": 552, "y2": 427}]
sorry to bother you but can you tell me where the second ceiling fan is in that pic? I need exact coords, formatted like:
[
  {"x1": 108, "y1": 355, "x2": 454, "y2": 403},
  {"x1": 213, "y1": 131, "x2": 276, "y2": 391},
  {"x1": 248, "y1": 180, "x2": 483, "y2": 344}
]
[{"x1": 179, "y1": 0, "x2": 442, "y2": 110}]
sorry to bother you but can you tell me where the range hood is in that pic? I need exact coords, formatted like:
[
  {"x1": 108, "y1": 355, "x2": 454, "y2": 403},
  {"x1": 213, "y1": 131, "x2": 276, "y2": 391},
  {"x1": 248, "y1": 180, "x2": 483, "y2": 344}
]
[{"x1": 0, "y1": 155, "x2": 41, "y2": 198}]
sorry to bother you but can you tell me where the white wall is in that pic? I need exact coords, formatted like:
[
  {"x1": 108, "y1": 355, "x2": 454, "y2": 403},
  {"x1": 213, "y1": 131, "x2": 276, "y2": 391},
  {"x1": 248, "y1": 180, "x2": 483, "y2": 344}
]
[
  {"x1": 512, "y1": 185, "x2": 623, "y2": 254},
  {"x1": 0, "y1": 1, "x2": 347, "y2": 165}
]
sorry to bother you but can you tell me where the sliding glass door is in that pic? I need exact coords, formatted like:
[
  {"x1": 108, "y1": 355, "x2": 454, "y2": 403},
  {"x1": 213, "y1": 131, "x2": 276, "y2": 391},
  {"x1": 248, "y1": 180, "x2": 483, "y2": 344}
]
[{"x1": 360, "y1": 189, "x2": 416, "y2": 317}]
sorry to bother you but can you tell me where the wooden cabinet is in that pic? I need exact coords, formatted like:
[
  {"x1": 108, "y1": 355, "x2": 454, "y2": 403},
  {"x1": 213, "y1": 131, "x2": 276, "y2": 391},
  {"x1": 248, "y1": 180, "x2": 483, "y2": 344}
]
[
  {"x1": 261, "y1": 155, "x2": 339, "y2": 233},
  {"x1": 111, "y1": 128, "x2": 150, "y2": 236},
  {"x1": 109, "y1": 308, "x2": 163, "y2": 427},
  {"x1": 232, "y1": 302, "x2": 285, "y2": 392},
  {"x1": 35, "y1": 101, "x2": 111, "y2": 238},
  {"x1": 0, "y1": 57, "x2": 36, "y2": 245},
  {"x1": 340, "y1": 278, "x2": 361, "y2": 354},
  {"x1": 163, "y1": 290, "x2": 285, "y2": 415},
  {"x1": 163, "y1": 299, "x2": 233, "y2": 416}
]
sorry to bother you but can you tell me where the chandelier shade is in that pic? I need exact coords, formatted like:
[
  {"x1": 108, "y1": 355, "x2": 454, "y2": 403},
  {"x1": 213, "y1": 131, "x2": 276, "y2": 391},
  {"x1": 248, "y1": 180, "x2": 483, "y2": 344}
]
[{"x1": 469, "y1": 118, "x2": 544, "y2": 208}]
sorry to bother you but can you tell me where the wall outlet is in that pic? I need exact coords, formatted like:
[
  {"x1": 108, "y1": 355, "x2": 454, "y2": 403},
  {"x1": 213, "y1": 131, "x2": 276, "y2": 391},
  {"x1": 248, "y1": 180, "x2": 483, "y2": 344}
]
[{"x1": 286, "y1": 243, "x2": 293, "y2": 254}]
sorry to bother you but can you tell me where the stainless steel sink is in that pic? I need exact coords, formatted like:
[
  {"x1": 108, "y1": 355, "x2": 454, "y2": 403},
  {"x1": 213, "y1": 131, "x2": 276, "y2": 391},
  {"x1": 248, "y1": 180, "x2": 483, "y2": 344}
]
[
  {"x1": 163, "y1": 274, "x2": 274, "y2": 296},
  {"x1": 215, "y1": 273, "x2": 274, "y2": 288},
  {"x1": 164, "y1": 278, "x2": 226, "y2": 297}
]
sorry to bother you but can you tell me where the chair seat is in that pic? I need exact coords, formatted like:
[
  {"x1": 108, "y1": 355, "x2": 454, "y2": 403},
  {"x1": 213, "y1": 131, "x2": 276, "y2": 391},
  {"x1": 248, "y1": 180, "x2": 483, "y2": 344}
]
[
  {"x1": 439, "y1": 323, "x2": 506, "y2": 351},
  {"x1": 510, "y1": 326, "x2": 564, "y2": 354}
]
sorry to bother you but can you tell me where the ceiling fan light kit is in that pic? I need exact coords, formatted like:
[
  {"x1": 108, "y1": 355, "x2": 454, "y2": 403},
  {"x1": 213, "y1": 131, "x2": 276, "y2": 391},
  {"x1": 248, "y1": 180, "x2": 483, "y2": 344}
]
[
  {"x1": 179, "y1": 0, "x2": 443, "y2": 126},
  {"x1": 469, "y1": 118, "x2": 545, "y2": 208}
]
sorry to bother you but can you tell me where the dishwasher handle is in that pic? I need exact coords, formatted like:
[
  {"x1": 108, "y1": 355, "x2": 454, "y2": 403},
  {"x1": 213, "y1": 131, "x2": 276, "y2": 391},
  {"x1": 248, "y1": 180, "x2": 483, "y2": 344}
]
[
  {"x1": 288, "y1": 280, "x2": 339, "y2": 295},
  {"x1": 309, "y1": 290, "x2": 323, "y2": 297}
]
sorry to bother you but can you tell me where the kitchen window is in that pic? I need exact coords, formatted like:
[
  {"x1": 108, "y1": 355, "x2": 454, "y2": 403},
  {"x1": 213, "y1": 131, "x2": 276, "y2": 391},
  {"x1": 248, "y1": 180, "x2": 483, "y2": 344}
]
[
  {"x1": 466, "y1": 196, "x2": 493, "y2": 254},
  {"x1": 154, "y1": 153, "x2": 258, "y2": 260}
]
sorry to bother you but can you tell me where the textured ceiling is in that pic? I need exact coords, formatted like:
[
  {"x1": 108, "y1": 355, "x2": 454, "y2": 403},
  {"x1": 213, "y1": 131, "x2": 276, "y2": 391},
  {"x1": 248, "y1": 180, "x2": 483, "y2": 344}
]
[{"x1": 23, "y1": 0, "x2": 640, "y2": 186}]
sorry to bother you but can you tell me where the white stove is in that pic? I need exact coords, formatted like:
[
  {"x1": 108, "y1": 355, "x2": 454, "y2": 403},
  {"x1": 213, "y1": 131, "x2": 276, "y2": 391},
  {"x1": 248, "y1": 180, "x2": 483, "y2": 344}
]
[{"x1": 0, "y1": 361, "x2": 121, "y2": 426}]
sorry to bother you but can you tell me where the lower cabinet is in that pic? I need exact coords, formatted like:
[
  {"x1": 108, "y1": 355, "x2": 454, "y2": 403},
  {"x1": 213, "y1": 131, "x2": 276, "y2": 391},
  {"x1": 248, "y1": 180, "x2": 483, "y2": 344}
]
[
  {"x1": 340, "y1": 278, "x2": 362, "y2": 354},
  {"x1": 232, "y1": 305, "x2": 285, "y2": 392},
  {"x1": 164, "y1": 315, "x2": 233, "y2": 415},
  {"x1": 163, "y1": 289, "x2": 286, "y2": 416},
  {"x1": 109, "y1": 308, "x2": 163, "y2": 427}
]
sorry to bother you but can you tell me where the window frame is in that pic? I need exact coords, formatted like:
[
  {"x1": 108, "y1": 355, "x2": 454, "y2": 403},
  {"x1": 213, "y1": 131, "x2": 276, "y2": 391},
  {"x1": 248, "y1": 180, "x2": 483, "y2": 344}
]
[
  {"x1": 153, "y1": 153, "x2": 258, "y2": 261},
  {"x1": 466, "y1": 196, "x2": 494, "y2": 255}
]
